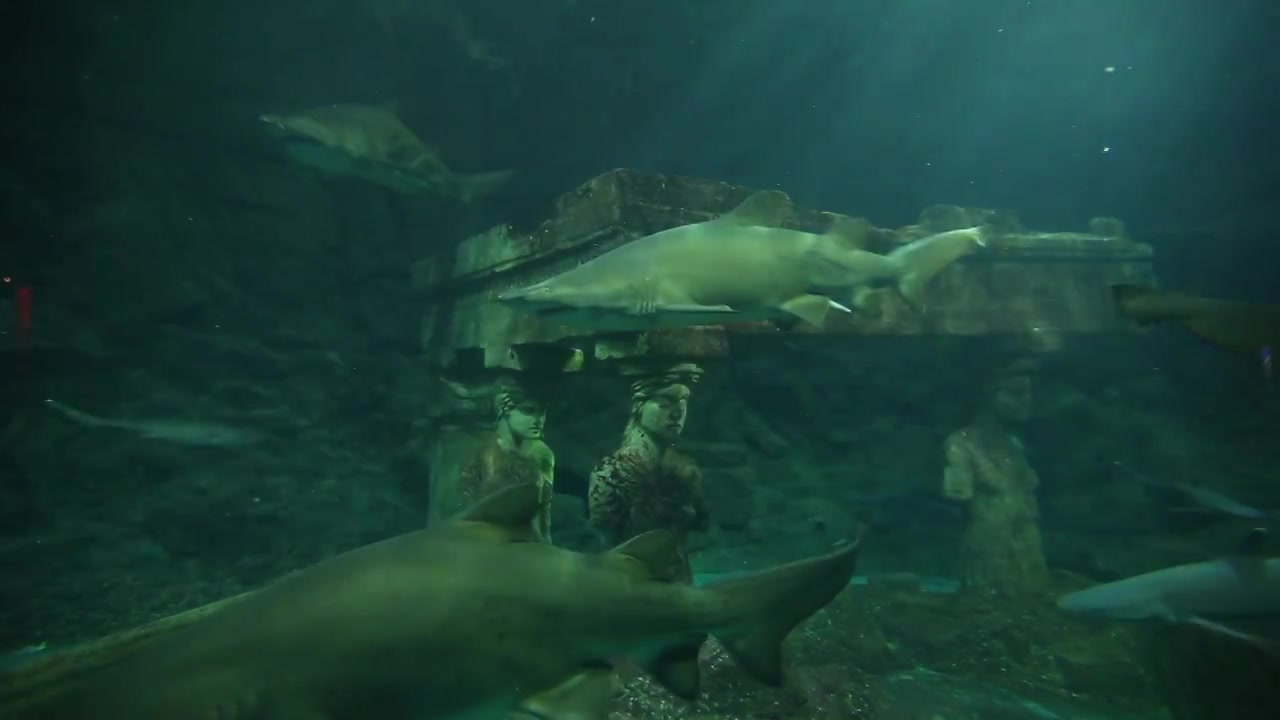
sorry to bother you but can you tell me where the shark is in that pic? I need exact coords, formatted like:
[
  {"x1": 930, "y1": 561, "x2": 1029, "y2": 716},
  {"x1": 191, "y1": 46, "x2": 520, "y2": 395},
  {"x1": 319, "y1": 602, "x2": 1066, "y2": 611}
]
[
  {"x1": 1057, "y1": 550, "x2": 1280, "y2": 650},
  {"x1": 7, "y1": 483, "x2": 860, "y2": 720},
  {"x1": 44, "y1": 399, "x2": 262, "y2": 447},
  {"x1": 1112, "y1": 461, "x2": 1270, "y2": 521},
  {"x1": 1112, "y1": 284, "x2": 1279, "y2": 383},
  {"x1": 260, "y1": 103, "x2": 514, "y2": 201},
  {"x1": 496, "y1": 190, "x2": 986, "y2": 332}
]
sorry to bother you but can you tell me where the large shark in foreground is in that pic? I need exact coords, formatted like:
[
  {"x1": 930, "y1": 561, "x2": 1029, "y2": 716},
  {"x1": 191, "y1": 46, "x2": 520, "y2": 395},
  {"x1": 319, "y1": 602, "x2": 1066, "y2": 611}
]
[
  {"x1": 5, "y1": 483, "x2": 859, "y2": 720},
  {"x1": 497, "y1": 190, "x2": 986, "y2": 331},
  {"x1": 1057, "y1": 551, "x2": 1280, "y2": 649},
  {"x1": 261, "y1": 103, "x2": 513, "y2": 201}
]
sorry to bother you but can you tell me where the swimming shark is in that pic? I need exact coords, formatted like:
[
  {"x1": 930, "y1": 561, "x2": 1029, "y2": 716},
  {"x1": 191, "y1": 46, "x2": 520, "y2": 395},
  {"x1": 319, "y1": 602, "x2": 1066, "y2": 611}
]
[
  {"x1": 261, "y1": 103, "x2": 513, "y2": 201},
  {"x1": 1112, "y1": 284, "x2": 1279, "y2": 384},
  {"x1": 44, "y1": 399, "x2": 262, "y2": 447},
  {"x1": 1112, "y1": 461, "x2": 1270, "y2": 520},
  {"x1": 7, "y1": 483, "x2": 859, "y2": 720},
  {"x1": 496, "y1": 190, "x2": 986, "y2": 332},
  {"x1": 1057, "y1": 552, "x2": 1280, "y2": 650}
]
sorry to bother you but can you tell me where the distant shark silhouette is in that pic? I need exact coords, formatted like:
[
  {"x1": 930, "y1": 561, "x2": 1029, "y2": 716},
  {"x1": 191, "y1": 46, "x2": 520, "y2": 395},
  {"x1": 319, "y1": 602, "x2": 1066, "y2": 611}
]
[
  {"x1": 261, "y1": 102, "x2": 513, "y2": 201},
  {"x1": 1111, "y1": 284, "x2": 1278, "y2": 383},
  {"x1": 498, "y1": 190, "x2": 985, "y2": 331},
  {"x1": 7, "y1": 483, "x2": 860, "y2": 720},
  {"x1": 44, "y1": 399, "x2": 261, "y2": 447}
]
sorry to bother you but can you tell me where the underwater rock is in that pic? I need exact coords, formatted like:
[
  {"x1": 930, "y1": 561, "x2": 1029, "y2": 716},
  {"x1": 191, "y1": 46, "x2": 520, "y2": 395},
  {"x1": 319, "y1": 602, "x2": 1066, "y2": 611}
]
[
  {"x1": 699, "y1": 467, "x2": 758, "y2": 531},
  {"x1": 1090, "y1": 216, "x2": 1128, "y2": 239},
  {"x1": 1145, "y1": 622, "x2": 1280, "y2": 720},
  {"x1": 610, "y1": 579, "x2": 1161, "y2": 719}
]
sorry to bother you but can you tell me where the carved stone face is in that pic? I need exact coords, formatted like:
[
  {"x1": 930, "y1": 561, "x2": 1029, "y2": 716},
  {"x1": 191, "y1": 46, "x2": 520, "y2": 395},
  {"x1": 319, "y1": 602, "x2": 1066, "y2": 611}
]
[
  {"x1": 639, "y1": 385, "x2": 690, "y2": 441},
  {"x1": 990, "y1": 376, "x2": 1032, "y2": 423},
  {"x1": 504, "y1": 401, "x2": 546, "y2": 440}
]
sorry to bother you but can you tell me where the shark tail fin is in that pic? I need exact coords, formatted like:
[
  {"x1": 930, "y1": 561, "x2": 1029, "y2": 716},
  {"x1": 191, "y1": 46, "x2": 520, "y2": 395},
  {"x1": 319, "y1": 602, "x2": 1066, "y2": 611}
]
[
  {"x1": 890, "y1": 226, "x2": 985, "y2": 309},
  {"x1": 705, "y1": 538, "x2": 860, "y2": 685},
  {"x1": 454, "y1": 169, "x2": 515, "y2": 202},
  {"x1": 609, "y1": 531, "x2": 704, "y2": 699}
]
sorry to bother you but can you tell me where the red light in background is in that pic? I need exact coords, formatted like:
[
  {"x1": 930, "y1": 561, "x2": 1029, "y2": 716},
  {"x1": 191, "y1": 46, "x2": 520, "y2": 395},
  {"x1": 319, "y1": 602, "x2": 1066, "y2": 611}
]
[{"x1": 16, "y1": 285, "x2": 32, "y2": 349}]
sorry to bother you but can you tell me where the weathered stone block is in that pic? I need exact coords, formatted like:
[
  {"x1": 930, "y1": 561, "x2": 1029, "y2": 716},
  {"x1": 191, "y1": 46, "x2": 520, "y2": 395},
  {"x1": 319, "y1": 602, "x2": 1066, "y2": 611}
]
[{"x1": 417, "y1": 168, "x2": 1156, "y2": 372}]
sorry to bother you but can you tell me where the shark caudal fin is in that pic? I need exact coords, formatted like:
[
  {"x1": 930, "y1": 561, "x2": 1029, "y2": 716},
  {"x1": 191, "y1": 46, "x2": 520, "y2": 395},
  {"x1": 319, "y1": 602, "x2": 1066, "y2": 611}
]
[
  {"x1": 606, "y1": 530, "x2": 706, "y2": 700},
  {"x1": 890, "y1": 227, "x2": 985, "y2": 309},
  {"x1": 454, "y1": 169, "x2": 515, "y2": 202},
  {"x1": 704, "y1": 538, "x2": 860, "y2": 685}
]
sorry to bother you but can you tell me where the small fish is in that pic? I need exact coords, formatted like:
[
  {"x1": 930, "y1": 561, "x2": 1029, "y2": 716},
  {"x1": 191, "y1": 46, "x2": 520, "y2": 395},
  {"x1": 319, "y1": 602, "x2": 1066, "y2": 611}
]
[
  {"x1": 44, "y1": 399, "x2": 262, "y2": 447},
  {"x1": 1058, "y1": 553, "x2": 1280, "y2": 651},
  {"x1": 1263, "y1": 344, "x2": 1273, "y2": 389},
  {"x1": 1112, "y1": 461, "x2": 1269, "y2": 520}
]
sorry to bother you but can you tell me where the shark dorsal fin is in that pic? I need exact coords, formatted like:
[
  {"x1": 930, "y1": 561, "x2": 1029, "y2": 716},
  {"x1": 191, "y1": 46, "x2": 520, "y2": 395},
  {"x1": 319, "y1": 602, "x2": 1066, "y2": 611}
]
[
  {"x1": 609, "y1": 529, "x2": 687, "y2": 581},
  {"x1": 719, "y1": 190, "x2": 792, "y2": 228},
  {"x1": 825, "y1": 216, "x2": 871, "y2": 250},
  {"x1": 451, "y1": 483, "x2": 543, "y2": 542}
]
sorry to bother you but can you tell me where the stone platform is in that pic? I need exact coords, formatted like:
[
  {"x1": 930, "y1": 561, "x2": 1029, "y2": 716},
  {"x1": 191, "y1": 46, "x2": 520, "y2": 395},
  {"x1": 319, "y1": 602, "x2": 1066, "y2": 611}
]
[
  {"x1": 410, "y1": 169, "x2": 1157, "y2": 527},
  {"x1": 414, "y1": 168, "x2": 1156, "y2": 373}
]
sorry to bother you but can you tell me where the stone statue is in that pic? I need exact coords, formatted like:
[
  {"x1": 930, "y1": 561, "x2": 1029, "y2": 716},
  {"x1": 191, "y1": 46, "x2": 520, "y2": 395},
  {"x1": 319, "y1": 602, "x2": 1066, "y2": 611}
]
[
  {"x1": 457, "y1": 380, "x2": 555, "y2": 540},
  {"x1": 942, "y1": 371, "x2": 1049, "y2": 596},
  {"x1": 588, "y1": 367, "x2": 709, "y2": 581}
]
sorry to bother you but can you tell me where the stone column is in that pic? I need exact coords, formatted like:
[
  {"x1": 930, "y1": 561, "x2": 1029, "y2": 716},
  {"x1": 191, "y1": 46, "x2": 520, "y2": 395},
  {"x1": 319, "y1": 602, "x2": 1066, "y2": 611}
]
[
  {"x1": 453, "y1": 376, "x2": 557, "y2": 541},
  {"x1": 587, "y1": 363, "x2": 709, "y2": 579},
  {"x1": 941, "y1": 356, "x2": 1049, "y2": 597},
  {"x1": 424, "y1": 374, "x2": 498, "y2": 527}
]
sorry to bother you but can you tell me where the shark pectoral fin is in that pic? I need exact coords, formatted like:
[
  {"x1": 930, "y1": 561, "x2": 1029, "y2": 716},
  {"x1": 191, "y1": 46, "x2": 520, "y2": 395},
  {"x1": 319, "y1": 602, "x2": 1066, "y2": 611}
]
[
  {"x1": 779, "y1": 295, "x2": 833, "y2": 328},
  {"x1": 825, "y1": 216, "x2": 871, "y2": 249},
  {"x1": 1185, "y1": 616, "x2": 1279, "y2": 654},
  {"x1": 450, "y1": 482, "x2": 544, "y2": 541},
  {"x1": 610, "y1": 529, "x2": 688, "y2": 582},
  {"x1": 643, "y1": 642, "x2": 704, "y2": 700},
  {"x1": 648, "y1": 304, "x2": 737, "y2": 315},
  {"x1": 516, "y1": 669, "x2": 617, "y2": 720},
  {"x1": 720, "y1": 190, "x2": 793, "y2": 227}
]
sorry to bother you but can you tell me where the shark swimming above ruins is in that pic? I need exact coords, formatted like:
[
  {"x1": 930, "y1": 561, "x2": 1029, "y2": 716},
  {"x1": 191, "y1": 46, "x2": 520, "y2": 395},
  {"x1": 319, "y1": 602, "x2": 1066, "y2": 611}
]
[
  {"x1": 496, "y1": 189, "x2": 986, "y2": 332},
  {"x1": 261, "y1": 102, "x2": 513, "y2": 201}
]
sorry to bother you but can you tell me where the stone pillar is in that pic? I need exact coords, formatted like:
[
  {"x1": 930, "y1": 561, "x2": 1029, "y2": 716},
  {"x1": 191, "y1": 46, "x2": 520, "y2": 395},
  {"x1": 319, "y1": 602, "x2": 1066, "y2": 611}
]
[
  {"x1": 426, "y1": 370, "x2": 561, "y2": 540},
  {"x1": 587, "y1": 363, "x2": 709, "y2": 579},
  {"x1": 424, "y1": 374, "x2": 498, "y2": 527},
  {"x1": 453, "y1": 376, "x2": 557, "y2": 541},
  {"x1": 941, "y1": 355, "x2": 1050, "y2": 597}
]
